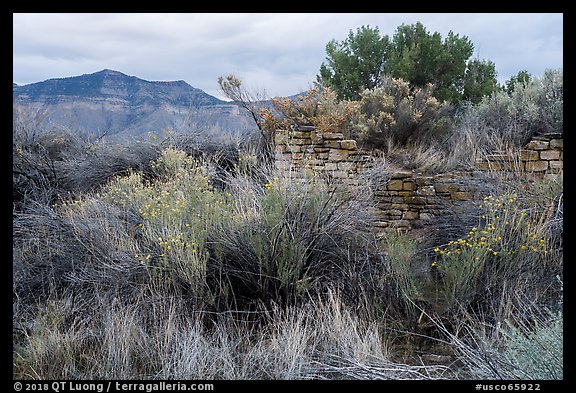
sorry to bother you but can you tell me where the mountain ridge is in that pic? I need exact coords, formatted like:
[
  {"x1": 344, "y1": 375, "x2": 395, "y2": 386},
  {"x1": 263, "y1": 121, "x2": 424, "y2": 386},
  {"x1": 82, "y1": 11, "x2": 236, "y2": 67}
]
[{"x1": 13, "y1": 69, "x2": 256, "y2": 141}]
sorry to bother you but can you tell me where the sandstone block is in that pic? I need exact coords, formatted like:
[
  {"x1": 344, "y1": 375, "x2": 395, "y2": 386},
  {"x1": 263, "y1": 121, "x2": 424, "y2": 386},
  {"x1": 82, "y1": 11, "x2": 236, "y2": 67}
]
[
  {"x1": 540, "y1": 150, "x2": 560, "y2": 160},
  {"x1": 520, "y1": 150, "x2": 539, "y2": 161},
  {"x1": 403, "y1": 211, "x2": 419, "y2": 220},
  {"x1": 377, "y1": 203, "x2": 392, "y2": 212},
  {"x1": 549, "y1": 139, "x2": 563, "y2": 150},
  {"x1": 350, "y1": 152, "x2": 372, "y2": 160},
  {"x1": 291, "y1": 131, "x2": 311, "y2": 139},
  {"x1": 305, "y1": 159, "x2": 322, "y2": 167},
  {"x1": 328, "y1": 149, "x2": 349, "y2": 162},
  {"x1": 324, "y1": 162, "x2": 338, "y2": 171},
  {"x1": 435, "y1": 183, "x2": 460, "y2": 193},
  {"x1": 313, "y1": 147, "x2": 330, "y2": 153},
  {"x1": 373, "y1": 190, "x2": 389, "y2": 197},
  {"x1": 311, "y1": 132, "x2": 323, "y2": 143},
  {"x1": 525, "y1": 160, "x2": 549, "y2": 172},
  {"x1": 525, "y1": 140, "x2": 549, "y2": 150},
  {"x1": 322, "y1": 132, "x2": 344, "y2": 140},
  {"x1": 402, "y1": 181, "x2": 416, "y2": 191},
  {"x1": 390, "y1": 170, "x2": 413, "y2": 179},
  {"x1": 404, "y1": 196, "x2": 427, "y2": 205},
  {"x1": 434, "y1": 173, "x2": 458, "y2": 182},
  {"x1": 286, "y1": 145, "x2": 302, "y2": 153},
  {"x1": 415, "y1": 177, "x2": 433, "y2": 186},
  {"x1": 387, "y1": 209, "x2": 403, "y2": 217},
  {"x1": 340, "y1": 140, "x2": 357, "y2": 150},
  {"x1": 485, "y1": 153, "x2": 514, "y2": 162},
  {"x1": 323, "y1": 141, "x2": 342, "y2": 149},
  {"x1": 476, "y1": 161, "x2": 502, "y2": 171},
  {"x1": 390, "y1": 203, "x2": 409, "y2": 211},
  {"x1": 452, "y1": 191, "x2": 473, "y2": 201},
  {"x1": 373, "y1": 221, "x2": 389, "y2": 228},
  {"x1": 290, "y1": 138, "x2": 310, "y2": 146},
  {"x1": 387, "y1": 179, "x2": 404, "y2": 191}
]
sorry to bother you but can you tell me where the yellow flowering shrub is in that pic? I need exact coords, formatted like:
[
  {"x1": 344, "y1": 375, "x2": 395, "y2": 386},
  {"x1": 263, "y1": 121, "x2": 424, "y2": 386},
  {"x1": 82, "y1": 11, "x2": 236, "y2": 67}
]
[{"x1": 433, "y1": 192, "x2": 555, "y2": 307}]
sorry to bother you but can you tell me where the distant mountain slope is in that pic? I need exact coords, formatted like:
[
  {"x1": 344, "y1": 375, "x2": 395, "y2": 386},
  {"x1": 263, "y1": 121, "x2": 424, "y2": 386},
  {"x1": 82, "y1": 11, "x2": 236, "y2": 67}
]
[{"x1": 13, "y1": 69, "x2": 258, "y2": 141}]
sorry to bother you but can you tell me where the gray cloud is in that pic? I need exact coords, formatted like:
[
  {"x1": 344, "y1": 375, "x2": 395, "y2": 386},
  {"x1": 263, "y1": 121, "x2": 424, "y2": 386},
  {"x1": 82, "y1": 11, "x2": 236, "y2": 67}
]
[{"x1": 13, "y1": 13, "x2": 563, "y2": 99}]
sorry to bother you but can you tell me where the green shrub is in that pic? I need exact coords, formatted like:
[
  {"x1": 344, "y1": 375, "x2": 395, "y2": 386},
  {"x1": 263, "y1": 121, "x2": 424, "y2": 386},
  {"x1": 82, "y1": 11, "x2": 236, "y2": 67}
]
[
  {"x1": 454, "y1": 306, "x2": 563, "y2": 380},
  {"x1": 351, "y1": 76, "x2": 453, "y2": 150},
  {"x1": 455, "y1": 68, "x2": 562, "y2": 152},
  {"x1": 109, "y1": 148, "x2": 229, "y2": 301},
  {"x1": 432, "y1": 188, "x2": 562, "y2": 312},
  {"x1": 207, "y1": 172, "x2": 382, "y2": 310},
  {"x1": 94, "y1": 148, "x2": 386, "y2": 311}
]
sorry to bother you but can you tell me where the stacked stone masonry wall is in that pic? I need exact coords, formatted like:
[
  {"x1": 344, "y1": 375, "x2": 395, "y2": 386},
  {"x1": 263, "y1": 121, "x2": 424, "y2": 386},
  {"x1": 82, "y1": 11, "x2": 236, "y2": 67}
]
[
  {"x1": 476, "y1": 133, "x2": 563, "y2": 181},
  {"x1": 372, "y1": 170, "x2": 490, "y2": 231},
  {"x1": 275, "y1": 127, "x2": 563, "y2": 232},
  {"x1": 274, "y1": 125, "x2": 373, "y2": 185}
]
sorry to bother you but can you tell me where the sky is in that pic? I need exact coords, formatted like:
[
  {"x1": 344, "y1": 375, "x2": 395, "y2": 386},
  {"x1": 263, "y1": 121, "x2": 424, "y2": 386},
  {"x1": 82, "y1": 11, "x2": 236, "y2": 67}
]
[{"x1": 13, "y1": 13, "x2": 563, "y2": 101}]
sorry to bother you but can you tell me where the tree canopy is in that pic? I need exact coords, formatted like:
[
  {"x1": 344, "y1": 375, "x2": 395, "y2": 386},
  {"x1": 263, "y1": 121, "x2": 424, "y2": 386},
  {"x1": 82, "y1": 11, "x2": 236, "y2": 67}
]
[
  {"x1": 318, "y1": 22, "x2": 498, "y2": 104},
  {"x1": 318, "y1": 26, "x2": 389, "y2": 101},
  {"x1": 463, "y1": 59, "x2": 499, "y2": 104},
  {"x1": 502, "y1": 70, "x2": 532, "y2": 95}
]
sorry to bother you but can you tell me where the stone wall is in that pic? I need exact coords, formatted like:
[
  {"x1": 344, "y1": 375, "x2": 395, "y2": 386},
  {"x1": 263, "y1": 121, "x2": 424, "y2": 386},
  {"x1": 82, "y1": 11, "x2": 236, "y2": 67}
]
[
  {"x1": 274, "y1": 126, "x2": 373, "y2": 184},
  {"x1": 274, "y1": 127, "x2": 563, "y2": 232},
  {"x1": 372, "y1": 170, "x2": 492, "y2": 232},
  {"x1": 476, "y1": 133, "x2": 563, "y2": 181}
]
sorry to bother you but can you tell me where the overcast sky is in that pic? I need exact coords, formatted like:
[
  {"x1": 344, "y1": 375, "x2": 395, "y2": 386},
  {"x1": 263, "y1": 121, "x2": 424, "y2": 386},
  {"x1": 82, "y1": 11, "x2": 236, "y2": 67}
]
[{"x1": 13, "y1": 13, "x2": 563, "y2": 100}]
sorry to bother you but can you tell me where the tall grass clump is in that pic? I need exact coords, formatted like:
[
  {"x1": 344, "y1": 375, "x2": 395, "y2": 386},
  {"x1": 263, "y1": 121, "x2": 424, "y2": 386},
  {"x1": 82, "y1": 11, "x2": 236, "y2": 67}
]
[
  {"x1": 15, "y1": 288, "x2": 450, "y2": 380},
  {"x1": 13, "y1": 195, "x2": 145, "y2": 301},
  {"x1": 207, "y1": 169, "x2": 385, "y2": 310},
  {"x1": 379, "y1": 232, "x2": 428, "y2": 320}
]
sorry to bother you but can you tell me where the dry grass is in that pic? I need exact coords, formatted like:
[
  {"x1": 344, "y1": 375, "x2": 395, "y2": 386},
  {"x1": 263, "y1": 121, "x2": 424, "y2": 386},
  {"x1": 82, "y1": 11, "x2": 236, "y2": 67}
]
[{"x1": 14, "y1": 289, "x2": 454, "y2": 380}]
